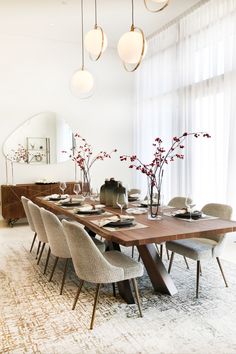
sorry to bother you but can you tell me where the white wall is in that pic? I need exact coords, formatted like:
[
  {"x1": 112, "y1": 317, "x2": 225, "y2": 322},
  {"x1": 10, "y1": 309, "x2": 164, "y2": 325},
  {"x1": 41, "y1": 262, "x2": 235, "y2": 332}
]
[{"x1": 0, "y1": 33, "x2": 134, "y2": 216}]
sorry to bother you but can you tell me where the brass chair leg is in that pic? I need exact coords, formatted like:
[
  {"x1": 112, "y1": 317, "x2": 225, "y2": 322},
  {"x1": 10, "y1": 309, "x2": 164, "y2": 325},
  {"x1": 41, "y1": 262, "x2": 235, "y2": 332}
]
[
  {"x1": 44, "y1": 247, "x2": 51, "y2": 274},
  {"x1": 49, "y1": 256, "x2": 59, "y2": 282},
  {"x1": 90, "y1": 284, "x2": 101, "y2": 330},
  {"x1": 37, "y1": 242, "x2": 45, "y2": 265},
  {"x1": 196, "y1": 260, "x2": 201, "y2": 298},
  {"x1": 131, "y1": 278, "x2": 143, "y2": 318},
  {"x1": 36, "y1": 241, "x2": 41, "y2": 259},
  {"x1": 131, "y1": 246, "x2": 134, "y2": 258},
  {"x1": 216, "y1": 257, "x2": 228, "y2": 287},
  {"x1": 30, "y1": 232, "x2": 37, "y2": 253},
  {"x1": 60, "y1": 258, "x2": 69, "y2": 295},
  {"x1": 160, "y1": 244, "x2": 163, "y2": 260},
  {"x1": 72, "y1": 280, "x2": 84, "y2": 310},
  {"x1": 168, "y1": 252, "x2": 175, "y2": 273},
  {"x1": 184, "y1": 256, "x2": 190, "y2": 269},
  {"x1": 112, "y1": 283, "x2": 116, "y2": 297}
]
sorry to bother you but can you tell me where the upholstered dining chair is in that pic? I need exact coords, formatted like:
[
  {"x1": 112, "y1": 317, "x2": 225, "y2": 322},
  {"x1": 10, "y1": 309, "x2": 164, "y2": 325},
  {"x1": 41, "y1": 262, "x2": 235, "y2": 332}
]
[
  {"x1": 62, "y1": 219, "x2": 144, "y2": 330},
  {"x1": 21, "y1": 196, "x2": 38, "y2": 255},
  {"x1": 166, "y1": 203, "x2": 232, "y2": 298},
  {"x1": 28, "y1": 201, "x2": 51, "y2": 275}
]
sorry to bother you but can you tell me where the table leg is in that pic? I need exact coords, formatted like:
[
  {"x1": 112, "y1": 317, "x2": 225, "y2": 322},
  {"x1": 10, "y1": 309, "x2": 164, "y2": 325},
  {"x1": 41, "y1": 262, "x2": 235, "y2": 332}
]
[
  {"x1": 137, "y1": 243, "x2": 178, "y2": 296},
  {"x1": 111, "y1": 242, "x2": 135, "y2": 304}
]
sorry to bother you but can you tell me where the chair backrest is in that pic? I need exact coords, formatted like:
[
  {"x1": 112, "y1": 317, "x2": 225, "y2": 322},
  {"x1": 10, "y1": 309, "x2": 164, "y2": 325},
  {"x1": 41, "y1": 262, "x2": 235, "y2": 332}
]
[
  {"x1": 21, "y1": 196, "x2": 35, "y2": 232},
  {"x1": 201, "y1": 203, "x2": 233, "y2": 242},
  {"x1": 28, "y1": 201, "x2": 48, "y2": 243},
  {"x1": 40, "y1": 208, "x2": 71, "y2": 259},
  {"x1": 168, "y1": 196, "x2": 192, "y2": 209},
  {"x1": 62, "y1": 220, "x2": 124, "y2": 283}
]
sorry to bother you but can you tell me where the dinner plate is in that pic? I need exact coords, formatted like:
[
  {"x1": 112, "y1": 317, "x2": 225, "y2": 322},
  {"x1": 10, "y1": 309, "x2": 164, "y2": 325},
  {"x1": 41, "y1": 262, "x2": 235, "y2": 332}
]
[
  {"x1": 49, "y1": 196, "x2": 67, "y2": 201},
  {"x1": 174, "y1": 211, "x2": 202, "y2": 220},
  {"x1": 61, "y1": 200, "x2": 83, "y2": 207},
  {"x1": 128, "y1": 197, "x2": 139, "y2": 202},
  {"x1": 75, "y1": 209, "x2": 104, "y2": 215},
  {"x1": 106, "y1": 219, "x2": 135, "y2": 227}
]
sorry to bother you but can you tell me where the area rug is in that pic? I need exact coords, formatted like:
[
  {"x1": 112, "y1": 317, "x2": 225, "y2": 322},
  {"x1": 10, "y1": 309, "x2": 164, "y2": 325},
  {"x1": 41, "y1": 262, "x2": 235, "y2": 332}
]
[{"x1": 0, "y1": 227, "x2": 236, "y2": 354}]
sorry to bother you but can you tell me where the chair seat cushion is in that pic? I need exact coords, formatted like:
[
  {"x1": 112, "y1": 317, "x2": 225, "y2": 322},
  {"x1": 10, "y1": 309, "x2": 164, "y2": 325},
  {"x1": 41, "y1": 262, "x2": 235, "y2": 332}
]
[
  {"x1": 104, "y1": 251, "x2": 144, "y2": 280},
  {"x1": 166, "y1": 238, "x2": 217, "y2": 260}
]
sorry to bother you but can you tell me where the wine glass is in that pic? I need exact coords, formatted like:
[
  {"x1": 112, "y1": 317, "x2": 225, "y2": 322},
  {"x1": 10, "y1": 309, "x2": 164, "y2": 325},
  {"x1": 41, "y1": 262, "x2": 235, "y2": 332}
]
[
  {"x1": 90, "y1": 188, "x2": 99, "y2": 202},
  {"x1": 116, "y1": 192, "x2": 128, "y2": 215},
  {"x1": 73, "y1": 183, "x2": 81, "y2": 197},
  {"x1": 185, "y1": 195, "x2": 195, "y2": 221},
  {"x1": 59, "y1": 182, "x2": 67, "y2": 195}
]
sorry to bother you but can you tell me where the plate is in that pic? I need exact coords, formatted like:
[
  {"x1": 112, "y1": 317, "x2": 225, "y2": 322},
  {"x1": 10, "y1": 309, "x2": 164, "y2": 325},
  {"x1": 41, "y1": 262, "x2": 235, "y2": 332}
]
[
  {"x1": 128, "y1": 197, "x2": 139, "y2": 202},
  {"x1": 61, "y1": 200, "x2": 83, "y2": 207},
  {"x1": 174, "y1": 211, "x2": 202, "y2": 220},
  {"x1": 106, "y1": 219, "x2": 135, "y2": 228},
  {"x1": 49, "y1": 196, "x2": 67, "y2": 201},
  {"x1": 75, "y1": 209, "x2": 105, "y2": 215},
  {"x1": 126, "y1": 208, "x2": 147, "y2": 215}
]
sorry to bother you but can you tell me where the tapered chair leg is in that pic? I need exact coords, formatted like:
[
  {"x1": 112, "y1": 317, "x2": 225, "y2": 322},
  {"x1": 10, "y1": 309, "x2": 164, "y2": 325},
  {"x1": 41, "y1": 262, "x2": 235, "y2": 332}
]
[
  {"x1": 36, "y1": 241, "x2": 41, "y2": 259},
  {"x1": 160, "y1": 244, "x2": 163, "y2": 260},
  {"x1": 60, "y1": 258, "x2": 69, "y2": 295},
  {"x1": 131, "y1": 278, "x2": 143, "y2": 317},
  {"x1": 44, "y1": 247, "x2": 51, "y2": 275},
  {"x1": 216, "y1": 257, "x2": 228, "y2": 287},
  {"x1": 131, "y1": 246, "x2": 134, "y2": 258},
  {"x1": 72, "y1": 280, "x2": 84, "y2": 310},
  {"x1": 30, "y1": 232, "x2": 37, "y2": 253},
  {"x1": 37, "y1": 242, "x2": 45, "y2": 265},
  {"x1": 196, "y1": 260, "x2": 201, "y2": 298},
  {"x1": 184, "y1": 256, "x2": 190, "y2": 269},
  {"x1": 112, "y1": 283, "x2": 116, "y2": 297},
  {"x1": 49, "y1": 256, "x2": 59, "y2": 282},
  {"x1": 90, "y1": 284, "x2": 101, "y2": 330},
  {"x1": 200, "y1": 263, "x2": 202, "y2": 276},
  {"x1": 168, "y1": 252, "x2": 175, "y2": 273}
]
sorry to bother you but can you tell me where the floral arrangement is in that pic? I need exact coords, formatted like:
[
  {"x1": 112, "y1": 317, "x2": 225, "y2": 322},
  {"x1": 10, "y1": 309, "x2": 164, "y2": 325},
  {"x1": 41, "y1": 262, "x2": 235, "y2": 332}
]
[
  {"x1": 63, "y1": 132, "x2": 117, "y2": 192},
  {"x1": 7, "y1": 144, "x2": 28, "y2": 163},
  {"x1": 120, "y1": 132, "x2": 211, "y2": 218}
]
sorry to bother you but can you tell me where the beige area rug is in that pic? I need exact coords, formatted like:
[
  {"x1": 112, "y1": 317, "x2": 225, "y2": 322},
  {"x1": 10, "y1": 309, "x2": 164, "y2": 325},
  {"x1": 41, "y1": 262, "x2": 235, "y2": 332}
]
[{"x1": 0, "y1": 225, "x2": 236, "y2": 354}]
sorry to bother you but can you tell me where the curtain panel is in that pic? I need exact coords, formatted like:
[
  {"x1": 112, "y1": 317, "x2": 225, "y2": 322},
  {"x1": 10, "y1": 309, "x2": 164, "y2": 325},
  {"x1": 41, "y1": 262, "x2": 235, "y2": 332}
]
[{"x1": 134, "y1": 0, "x2": 236, "y2": 213}]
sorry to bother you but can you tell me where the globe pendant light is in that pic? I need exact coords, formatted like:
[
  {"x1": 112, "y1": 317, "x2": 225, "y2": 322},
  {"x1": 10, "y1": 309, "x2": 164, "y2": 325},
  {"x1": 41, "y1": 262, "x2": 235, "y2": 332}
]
[
  {"x1": 144, "y1": 0, "x2": 169, "y2": 13},
  {"x1": 117, "y1": 0, "x2": 147, "y2": 72},
  {"x1": 70, "y1": 0, "x2": 94, "y2": 98},
  {"x1": 84, "y1": 0, "x2": 108, "y2": 61}
]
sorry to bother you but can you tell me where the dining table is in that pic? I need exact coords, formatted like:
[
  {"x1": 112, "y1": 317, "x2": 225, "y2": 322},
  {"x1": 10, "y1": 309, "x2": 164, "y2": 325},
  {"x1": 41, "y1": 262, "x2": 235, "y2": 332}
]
[{"x1": 36, "y1": 196, "x2": 236, "y2": 304}]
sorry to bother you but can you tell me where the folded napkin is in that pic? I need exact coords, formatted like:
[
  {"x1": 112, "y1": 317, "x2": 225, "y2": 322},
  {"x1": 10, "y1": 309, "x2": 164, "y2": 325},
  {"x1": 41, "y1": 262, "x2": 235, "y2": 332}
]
[
  {"x1": 98, "y1": 215, "x2": 135, "y2": 227},
  {"x1": 75, "y1": 205, "x2": 93, "y2": 212}
]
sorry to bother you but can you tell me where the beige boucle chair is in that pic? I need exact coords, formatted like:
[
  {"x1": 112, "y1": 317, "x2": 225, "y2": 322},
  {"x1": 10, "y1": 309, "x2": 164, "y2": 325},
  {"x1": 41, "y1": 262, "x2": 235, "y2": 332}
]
[
  {"x1": 28, "y1": 201, "x2": 51, "y2": 275},
  {"x1": 62, "y1": 219, "x2": 144, "y2": 330},
  {"x1": 168, "y1": 196, "x2": 192, "y2": 209},
  {"x1": 41, "y1": 208, "x2": 105, "y2": 295},
  {"x1": 166, "y1": 203, "x2": 232, "y2": 298},
  {"x1": 21, "y1": 196, "x2": 38, "y2": 255}
]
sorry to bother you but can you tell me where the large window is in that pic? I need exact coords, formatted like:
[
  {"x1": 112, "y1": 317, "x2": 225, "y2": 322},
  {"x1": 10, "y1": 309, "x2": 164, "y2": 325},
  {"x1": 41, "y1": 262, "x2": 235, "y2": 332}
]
[{"x1": 135, "y1": 0, "x2": 236, "y2": 213}]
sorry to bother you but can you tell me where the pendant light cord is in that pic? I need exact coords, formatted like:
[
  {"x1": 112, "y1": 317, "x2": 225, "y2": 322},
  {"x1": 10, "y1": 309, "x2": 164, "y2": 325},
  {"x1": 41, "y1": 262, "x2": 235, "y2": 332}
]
[
  {"x1": 95, "y1": 0, "x2": 98, "y2": 27},
  {"x1": 131, "y1": 0, "x2": 135, "y2": 29},
  {"x1": 81, "y1": 0, "x2": 84, "y2": 69}
]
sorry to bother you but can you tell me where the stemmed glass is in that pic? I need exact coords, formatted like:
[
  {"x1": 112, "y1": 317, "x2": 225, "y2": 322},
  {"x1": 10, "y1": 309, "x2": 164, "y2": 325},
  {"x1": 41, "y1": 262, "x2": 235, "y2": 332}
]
[
  {"x1": 73, "y1": 183, "x2": 81, "y2": 197},
  {"x1": 116, "y1": 192, "x2": 128, "y2": 215},
  {"x1": 90, "y1": 188, "x2": 99, "y2": 202},
  {"x1": 185, "y1": 195, "x2": 195, "y2": 222},
  {"x1": 59, "y1": 182, "x2": 67, "y2": 195}
]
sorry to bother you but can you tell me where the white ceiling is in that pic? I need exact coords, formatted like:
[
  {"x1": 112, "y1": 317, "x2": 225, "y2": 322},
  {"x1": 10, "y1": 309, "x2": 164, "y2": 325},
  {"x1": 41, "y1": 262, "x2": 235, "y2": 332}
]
[{"x1": 0, "y1": 0, "x2": 200, "y2": 46}]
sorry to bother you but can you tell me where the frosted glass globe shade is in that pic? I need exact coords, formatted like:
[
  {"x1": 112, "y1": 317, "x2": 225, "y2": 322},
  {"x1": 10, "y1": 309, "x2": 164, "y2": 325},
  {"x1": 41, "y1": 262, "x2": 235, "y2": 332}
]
[
  {"x1": 151, "y1": 0, "x2": 167, "y2": 2},
  {"x1": 84, "y1": 28, "x2": 108, "y2": 57},
  {"x1": 70, "y1": 69, "x2": 94, "y2": 96},
  {"x1": 118, "y1": 31, "x2": 147, "y2": 64}
]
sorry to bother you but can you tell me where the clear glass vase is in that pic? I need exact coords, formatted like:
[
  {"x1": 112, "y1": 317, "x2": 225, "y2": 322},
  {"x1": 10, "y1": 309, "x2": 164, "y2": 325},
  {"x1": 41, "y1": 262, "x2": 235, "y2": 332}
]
[{"x1": 147, "y1": 180, "x2": 163, "y2": 221}]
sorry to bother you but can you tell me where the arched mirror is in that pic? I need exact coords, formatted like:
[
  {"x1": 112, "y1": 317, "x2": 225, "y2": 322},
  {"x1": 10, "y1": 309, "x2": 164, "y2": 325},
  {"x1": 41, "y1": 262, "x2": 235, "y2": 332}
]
[{"x1": 3, "y1": 112, "x2": 74, "y2": 164}]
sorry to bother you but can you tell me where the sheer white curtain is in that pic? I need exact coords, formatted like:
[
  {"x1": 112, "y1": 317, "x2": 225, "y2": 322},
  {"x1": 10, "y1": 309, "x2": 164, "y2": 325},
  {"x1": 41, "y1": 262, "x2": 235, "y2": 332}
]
[{"x1": 135, "y1": 0, "x2": 236, "y2": 212}]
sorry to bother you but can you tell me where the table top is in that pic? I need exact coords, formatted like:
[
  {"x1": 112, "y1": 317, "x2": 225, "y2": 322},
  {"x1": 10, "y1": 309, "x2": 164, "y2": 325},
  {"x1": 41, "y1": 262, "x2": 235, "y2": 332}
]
[{"x1": 36, "y1": 197, "x2": 236, "y2": 247}]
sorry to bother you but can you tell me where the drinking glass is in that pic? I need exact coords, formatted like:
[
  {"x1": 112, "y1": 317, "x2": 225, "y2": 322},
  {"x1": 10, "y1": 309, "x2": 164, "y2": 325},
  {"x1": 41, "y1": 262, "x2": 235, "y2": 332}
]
[
  {"x1": 73, "y1": 183, "x2": 81, "y2": 197},
  {"x1": 90, "y1": 188, "x2": 99, "y2": 202},
  {"x1": 59, "y1": 182, "x2": 67, "y2": 195},
  {"x1": 185, "y1": 195, "x2": 195, "y2": 221},
  {"x1": 116, "y1": 192, "x2": 128, "y2": 214}
]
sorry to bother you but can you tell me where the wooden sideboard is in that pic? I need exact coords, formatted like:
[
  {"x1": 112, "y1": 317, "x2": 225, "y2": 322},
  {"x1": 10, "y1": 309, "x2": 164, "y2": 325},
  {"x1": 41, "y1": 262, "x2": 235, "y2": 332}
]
[{"x1": 1, "y1": 182, "x2": 75, "y2": 226}]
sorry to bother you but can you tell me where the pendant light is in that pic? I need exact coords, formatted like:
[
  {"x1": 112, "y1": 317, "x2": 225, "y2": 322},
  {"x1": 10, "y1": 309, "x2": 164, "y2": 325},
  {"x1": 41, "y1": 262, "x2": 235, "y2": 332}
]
[
  {"x1": 84, "y1": 0, "x2": 108, "y2": 61},
  {"x1": 117, "y1": 0, "x2": 147, "y2": 72},
  {"x1": 144, "y1": 0, "x2": 169, "y2": 13},
  {"x1": 70, "y1": 0, "x2": 94, "y2": 98}
]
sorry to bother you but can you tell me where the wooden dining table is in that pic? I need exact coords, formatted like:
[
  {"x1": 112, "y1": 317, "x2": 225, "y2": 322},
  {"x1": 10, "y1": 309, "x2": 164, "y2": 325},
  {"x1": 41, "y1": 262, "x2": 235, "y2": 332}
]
[{"x1": 36, "y1": 197, "x2": 236, "y2": 304}]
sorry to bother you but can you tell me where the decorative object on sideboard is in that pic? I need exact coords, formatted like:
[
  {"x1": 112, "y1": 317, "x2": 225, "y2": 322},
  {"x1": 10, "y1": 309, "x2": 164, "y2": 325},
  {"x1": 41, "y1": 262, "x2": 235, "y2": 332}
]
[
  {"x1": 70, "y1": 0, "x2": 94, "y2": 98},
  {"x1": 26, "y1": 137, "x2": 50, "y2": 164},
  {"x1": 120, "y1": 132, "x2": 211, "y2": 220},
  {"x1": 63, "y1": 132, "x2": 117, "y2": 195}
]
